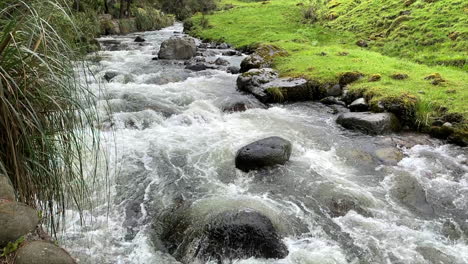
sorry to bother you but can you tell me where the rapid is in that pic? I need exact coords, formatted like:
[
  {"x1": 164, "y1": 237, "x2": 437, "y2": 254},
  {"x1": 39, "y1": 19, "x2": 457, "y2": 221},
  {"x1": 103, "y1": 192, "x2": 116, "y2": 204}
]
[{"x1": 62, "y1": 24, "x2": 468, "y2": 264}]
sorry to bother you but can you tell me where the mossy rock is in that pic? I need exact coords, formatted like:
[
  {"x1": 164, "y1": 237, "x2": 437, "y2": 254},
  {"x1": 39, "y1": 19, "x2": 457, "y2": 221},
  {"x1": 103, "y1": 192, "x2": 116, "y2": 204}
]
[
  {"x1": 15, "y1": 241, "x2": 76, "y2": 264},
  {"x1": 390, "y1": 73, "x2": 409, "y2": 80},
  {"x1": 339, "y1": 71, "x2": 364, "y2": 86},
  {"x1": 448, "y1": 129, "x2": 468, "y2": 147},
  {"x1": 371, "y1": 94, "x2": 418, "y2": 125},
  {"x1": 368, "y1": 74, "x2": 381, "y2": 82},
  {"x1": 256, "y1": 45, "x2": 288, "y2": 60}
]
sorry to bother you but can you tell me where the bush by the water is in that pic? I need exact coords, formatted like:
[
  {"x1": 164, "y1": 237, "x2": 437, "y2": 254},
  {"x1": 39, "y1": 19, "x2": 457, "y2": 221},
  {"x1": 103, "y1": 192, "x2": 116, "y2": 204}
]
[{"x1": 0, "y1": 0, "x2": 102, "y2": 230}]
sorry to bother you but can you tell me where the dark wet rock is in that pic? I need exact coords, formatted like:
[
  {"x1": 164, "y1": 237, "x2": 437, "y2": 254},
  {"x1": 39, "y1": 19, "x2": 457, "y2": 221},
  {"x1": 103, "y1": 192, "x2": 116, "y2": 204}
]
[
  {"x1": 416, "y1": 246, "x2": 458, "y2": 264},
  {"x1": 222, "y1": 50, "x2": 240, "y2": 56},
  {"x1": 337, "y1": 112, "x2": 401, "y2": 135},
  {"x1": 151, "y1": 57, "x2": 159, "y2": 61},
  {"x1": 339, "y1": 72, "x2": 364, "y2": 86},
  {"x1": 391, "y1": 73, "x2": 409, "y2": 80},
  {"x1": 240, "y1": 54, "x2": 268, "y2": 73},
  {"x1": 0, "y1": 175, "x2": 15, "y2": 200},
  {"x1": 185, "y1": 63, "x2": 208, "y2": 71},
  {"x1": 15, "y1": 241, "x2": 76, "y2": 264},
  {"x1": 349, "y1": 98, "x2": 369, "y2": 112},
  {"x1": 221, "y1": 98, "x2": 266, "y2": 113},
  {"x1": 0, "y1": 201, "x2": 39, "y2": 247},
  {"x1": 124, "y1": 201, "x2": 143, "y2": 241},
  {"x1": 237, "y1": 68, "x2": 279, "y2": 102},
  {"x1": 328, "y1": 197, "x2": 371, "y2": 218},
  {"x1": 158, "y1": 37, "x2": 196, "y2": 60},
  {"x1": 442, "y1": 113, "x2": 464, "y2": 124},
  {"x1": 197, "y1": 43, "x2": 210, "y2": 49},
  {"x1": 104, "y1": 71, "x2": 119, "y2": 82},
  {"x1": 235, "y1": 136, "x2": 292, "y2": 172},
  {"x1": 391, "y1": 174, "x2": 434, "y2": 216},
  {"x1": 320, "y1": 96, "x2": 346, "y2": 106},
  {"x1": 323, "y1": 84, "x2": 343, "y2": 97},
  {"x1": 442, "y1": 219, "x2": 462, "y2": 241},
  {"x1": 158, "y1": 200, "x2": 291, "y2": 264},
  {"x1": 356, "y1": 40, "x2": 368, "y2": 47},
  {"x1": 448, "y1": 130, "x2": 468, "y2": 147},
  {"x1": 374, "y1": 147, "x2": 403, "y2": 165},
  {"x1": 429, "y1": 125, "x2": 454, "y2": 140},
  {"x1": 328, "y1": 105, "x2": 349, "y2": 115},
  {"x1": 196, "y1": 210, "x2": 289, "y2": 261},
  {"x1": 227, "y1": 66, "x2": 240, "y2": 74},
  {"x1": 134, "y1": 36, "x2": 145, "y2": 42},
  {"x1": 214, "y1": 57, "x2": 229, "y2": 66}
]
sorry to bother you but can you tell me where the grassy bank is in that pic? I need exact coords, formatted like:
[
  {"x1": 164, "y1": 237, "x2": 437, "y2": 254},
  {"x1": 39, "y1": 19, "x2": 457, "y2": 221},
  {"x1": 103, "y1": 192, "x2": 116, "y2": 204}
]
[{"x1": 187, "y1": 0, "x2": 467, "y2": 142}]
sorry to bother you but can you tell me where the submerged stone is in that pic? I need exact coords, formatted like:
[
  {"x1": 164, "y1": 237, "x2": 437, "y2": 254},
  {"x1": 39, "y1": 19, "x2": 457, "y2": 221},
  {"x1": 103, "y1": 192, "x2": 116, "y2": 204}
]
[
  {"x1": 374, "y1": 147, "x2": 404, "y2": 165},
  {"x1": 134, "y1": 36, "x2": 145, "y2": 42},
  {"x1": 391, "y1": 174, "x2": 434, "y2": 216},
  {"x1": 235, "y1": 136, "x2": 292, "y2": 172}
]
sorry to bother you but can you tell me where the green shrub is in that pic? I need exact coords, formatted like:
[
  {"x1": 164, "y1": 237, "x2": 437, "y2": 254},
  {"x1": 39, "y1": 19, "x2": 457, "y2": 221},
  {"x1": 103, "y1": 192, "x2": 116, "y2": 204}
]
[
  {"x1": 135, "y1": 7, "x2": 174, "y2": 31},
  {"x1": 0, "y1": 0, "x2": 102, "y2": 231}
]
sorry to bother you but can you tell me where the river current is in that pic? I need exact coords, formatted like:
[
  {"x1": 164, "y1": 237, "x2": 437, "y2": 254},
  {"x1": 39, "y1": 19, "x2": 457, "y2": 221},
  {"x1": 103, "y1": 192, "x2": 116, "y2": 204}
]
[{"x1": 62, "y1": 24, "x2": 468, "y2": 264}]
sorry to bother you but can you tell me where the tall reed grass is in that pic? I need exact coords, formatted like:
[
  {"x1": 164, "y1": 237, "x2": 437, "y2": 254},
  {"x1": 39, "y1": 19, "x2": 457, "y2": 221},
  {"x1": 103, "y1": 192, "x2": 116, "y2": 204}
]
[{"x1": 0, "y1": 0, "x2": 103, "y2": 233}]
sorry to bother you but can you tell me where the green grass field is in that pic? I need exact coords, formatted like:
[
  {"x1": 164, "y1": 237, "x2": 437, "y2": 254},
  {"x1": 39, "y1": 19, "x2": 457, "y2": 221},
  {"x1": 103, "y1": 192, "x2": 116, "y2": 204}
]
[{"x1": 188, "y1": 0, "x2": 467, "y2": 137}]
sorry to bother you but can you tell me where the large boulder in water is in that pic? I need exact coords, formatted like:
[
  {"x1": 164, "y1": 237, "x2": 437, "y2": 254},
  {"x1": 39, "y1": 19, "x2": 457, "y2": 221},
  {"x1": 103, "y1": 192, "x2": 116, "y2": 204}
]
[
  {"x1": 0, "y1": 201, "x2": 39, "y2": 247},
  {"x1": 196, "y1": 210, "x2": 289, "y2": 261},
  {"x1": 158, "y1": 203, "x2": 289, "y2": 263},
  {"x1": 15, "y1": 241, "x2": 76, "y2": 264},
  {"x1": 158, "y1": 37, "x2": 196, "y2": 60},
  {"x1": 336, "y1": 112, "x2": 400, "y2": 135},
  {"x1": 235, "y1": 137, "x2": 292, "y2": 172}
]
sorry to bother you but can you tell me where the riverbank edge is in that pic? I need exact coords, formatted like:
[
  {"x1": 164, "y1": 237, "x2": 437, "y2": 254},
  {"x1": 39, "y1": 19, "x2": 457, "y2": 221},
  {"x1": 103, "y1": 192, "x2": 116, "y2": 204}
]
[{"x1": 184, "y1": 25, "x2": 467, "y2": 147}]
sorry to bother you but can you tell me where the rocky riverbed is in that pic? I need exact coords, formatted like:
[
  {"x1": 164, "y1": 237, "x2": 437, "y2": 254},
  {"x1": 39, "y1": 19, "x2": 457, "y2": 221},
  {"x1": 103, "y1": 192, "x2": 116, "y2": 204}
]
[{"x1": 60, "y1": 23, "x2": 468, "y2": 264}]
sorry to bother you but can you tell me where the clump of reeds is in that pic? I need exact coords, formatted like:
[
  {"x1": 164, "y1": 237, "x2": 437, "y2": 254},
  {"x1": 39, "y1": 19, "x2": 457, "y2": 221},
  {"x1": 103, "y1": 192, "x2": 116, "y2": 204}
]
[{"x1": 0, "y1": 0, "x2": 103, "y2": 233}]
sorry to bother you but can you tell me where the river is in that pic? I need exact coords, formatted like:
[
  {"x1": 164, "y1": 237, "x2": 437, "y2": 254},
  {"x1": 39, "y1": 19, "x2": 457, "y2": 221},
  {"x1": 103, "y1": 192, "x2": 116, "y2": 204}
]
[{"x1": 62, "y1": 23, "x2": 468, "y2": 264}]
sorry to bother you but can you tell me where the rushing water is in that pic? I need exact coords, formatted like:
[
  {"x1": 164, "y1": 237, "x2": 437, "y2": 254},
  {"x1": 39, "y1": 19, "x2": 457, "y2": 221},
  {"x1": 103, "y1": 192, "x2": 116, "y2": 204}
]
[{"x1": 63, "y1": 24, "x2": 468, "y2": 264}]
